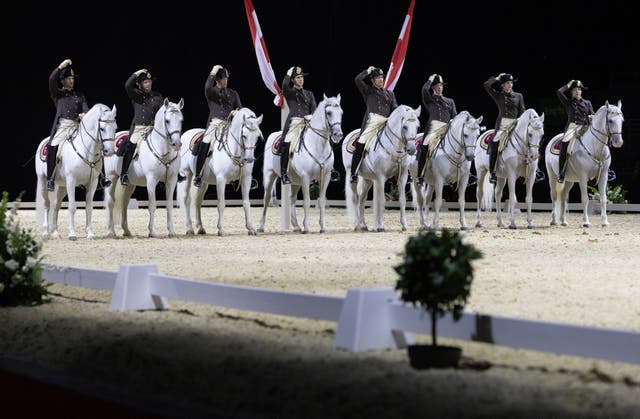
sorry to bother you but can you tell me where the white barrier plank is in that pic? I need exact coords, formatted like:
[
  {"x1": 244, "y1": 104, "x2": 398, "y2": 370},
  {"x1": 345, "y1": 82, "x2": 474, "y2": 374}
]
[
  {"x1": 148, "y1": 274, "x2": 343, "y2": 321},
  {"x1": 389, "y1": 303, "x2": 640, "y2": 364},
  {"x1": 43, "y1": 265, "x2": 117, "y2": 290}
]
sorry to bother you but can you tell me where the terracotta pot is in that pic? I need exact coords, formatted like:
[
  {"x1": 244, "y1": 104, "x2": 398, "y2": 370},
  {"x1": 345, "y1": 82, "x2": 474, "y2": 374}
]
[{"x1": 407, "y1": 344, "x2": 462, "y2": 369}]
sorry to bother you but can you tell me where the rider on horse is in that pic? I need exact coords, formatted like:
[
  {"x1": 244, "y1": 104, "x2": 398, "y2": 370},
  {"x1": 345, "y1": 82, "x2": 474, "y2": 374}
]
[
  {"x1": 556, "y1": 79, "x2": 594, "y2": 183},
  {"x1": 483, "y1": 73, "x2": 526, "y2": 184},
  {"x1": 416, "y1": 73, "x2": 457, "y2": 186},
  {"x1": 350, "y1": 66, "x2": 398, "y2": 183},
  {"x1": 119, "y1": 68, "x2": 164, "y2": 186},
  {"x1": 193, "y1": 65, "x2": 242, "y2": 187},
  {"x1": 47, "y1": 59, "x2": 90, "y2": 191},
  {"x1": 280, "y1": 66, "x2": 317, "y2": 185}
]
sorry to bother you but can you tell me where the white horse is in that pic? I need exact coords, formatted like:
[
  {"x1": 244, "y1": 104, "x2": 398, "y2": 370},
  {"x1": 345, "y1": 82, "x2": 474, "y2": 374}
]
[
  {"x1": 104, "y1": 98, "x2": 184, "y2": 237},
  {"x1": 474, "y1": 109, "x2": 545, "y2": 229},
  {"x1": 35, "y1": 104, "x2": 117, "y2": 240},
  {"x1": 545, "y1": 101, "x2": 624, "y2": 227},
  {"x1": 342, "y1": 105, "x2": 421, "y2": 232},
  {"x1": 409, "y1": 111, "x2": 483, "y2": 230},
  {"x1": 177, "y1": 108, "x2": 264, "y2": 236},
  {"x1": 258, "y1": 95, "x2": 344, "y2": 233}
]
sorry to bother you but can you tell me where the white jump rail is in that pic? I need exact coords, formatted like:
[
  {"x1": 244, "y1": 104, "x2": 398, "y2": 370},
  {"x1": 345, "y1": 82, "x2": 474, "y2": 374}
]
[{"x1": 42, "y1": 264, "x2": 640, "y2": 365}]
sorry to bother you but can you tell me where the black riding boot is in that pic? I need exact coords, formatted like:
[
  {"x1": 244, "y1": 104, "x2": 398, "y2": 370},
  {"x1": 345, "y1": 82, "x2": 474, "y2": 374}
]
[
  {"x1": 120, "y1": 142, "x2": 135, "y2": 186},
  {"x1": 280, "y1": 142, "x2": 291, "y2": 184},
  {"x1": 350, "y1": 142, "x2": 365, "y2": 183},
  {"x1": 557, "y1": 141, "x2": 568, "y2": 183},
  {"x1": 416, "y1": 144, "x2": 428, "y2": 185},
  {"x1": 46, "y1": 144, "x2": 58, "y2": 191},
  {"x1": 99, "y1": 161, "x2": 112, "y2": 188},
  {"x1": 193, "y1": 142, "x2": 211, "y2": 187},
  {"x1": 488, "y1": 141, "x2": 498, "y2": 184}
]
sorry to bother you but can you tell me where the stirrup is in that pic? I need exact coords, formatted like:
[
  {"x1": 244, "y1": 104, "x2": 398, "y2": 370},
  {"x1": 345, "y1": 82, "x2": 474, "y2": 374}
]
[
  {"x1": 177, "y1": 173, "x2": 186, "y2": 183},
  {"x1": 281, "y1": 173, "x2": 291, "y2": 185},
  {"x1": 489, "y1": 172, "x2": 497, "y2": 184},
  {"x1": 193, "y1": 176, "x2": 202, "y2": 187},
  {"x1": 557, "y1": 175, "x2": 565, "y2": 184},
  {"x1": 46, "y1": 179, "x2": 55, "y2": 191},
  {"x1": 120, "y1": 174, "x2": 129, "y2": 186},
  {"x1": 350, "y1": 174, "x2": 358, "y2": 184},
  {"x1": 416, "y1": 176, "x2": 424, "y2": 186},
  {"x1": 99, "y1": 175, "x2": 112, "y2": 188},
  {"x1": 330, "y1": 169, "x2": 341, "y2": 182}
]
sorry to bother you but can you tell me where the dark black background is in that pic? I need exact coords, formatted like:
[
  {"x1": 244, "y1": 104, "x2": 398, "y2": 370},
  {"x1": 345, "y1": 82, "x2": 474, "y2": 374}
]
[{"x1": 2, "y1": 0, "x2": 638, "y2": 203}]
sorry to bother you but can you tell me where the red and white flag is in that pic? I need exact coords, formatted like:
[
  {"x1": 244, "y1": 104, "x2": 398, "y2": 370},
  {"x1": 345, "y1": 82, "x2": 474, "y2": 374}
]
[
  {"x1": 244, "y1": 0, "x2": 284, "y2": 107},
  {"x1": 384, "y1": 0, "x2": 415, "y2": 91}
]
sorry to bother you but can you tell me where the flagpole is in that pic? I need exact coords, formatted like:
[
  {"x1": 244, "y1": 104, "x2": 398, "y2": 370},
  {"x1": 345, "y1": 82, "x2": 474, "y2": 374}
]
[{"x1": 280, "y1": 101, "x2": 291, "y2": 231}]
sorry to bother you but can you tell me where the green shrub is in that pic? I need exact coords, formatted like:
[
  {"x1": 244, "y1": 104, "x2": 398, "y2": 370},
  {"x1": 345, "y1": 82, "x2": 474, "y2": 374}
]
[
  {"x1": 0, "y1": 192, "x2": 49, "y2": 306},
  {"x1": 394, "y1": 229, "x2": 482, "y2": 346},
  {"x1": 588, "y1": 184, "x2": 628, "y2": 204}
]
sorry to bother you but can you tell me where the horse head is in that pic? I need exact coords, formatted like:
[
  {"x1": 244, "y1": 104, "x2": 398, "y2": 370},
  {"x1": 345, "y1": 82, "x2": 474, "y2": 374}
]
[
  {"x1": 97, "y1": 104, "x2": 118, "y2": 157},
  {"x1": 158, "y1": 98, "x2": 184, "y2": 149},
  {"x1": 525, "y1": 111, "x2": 544, "y2": 161},
  {"x1": 235, "y1": 108, "x2": 264, "y2": 164},
  {"x1": 321, "y1": 93, "x2": 344, "y2": 144},
  {"x1": 601, "y1": 100, "x2": 624, "y2": 148},
  {"x1": 390, "y1": 105, "x2": 421, "y2": 155},
  {"x1": 452, "y1": 111, "x2": 483, "y2": 161}
]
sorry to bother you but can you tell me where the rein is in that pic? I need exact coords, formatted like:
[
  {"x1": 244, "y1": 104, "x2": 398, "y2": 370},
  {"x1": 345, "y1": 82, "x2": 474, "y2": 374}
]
[{"x1": 69, "y1": 113, "x2": 116, "y2": 184}]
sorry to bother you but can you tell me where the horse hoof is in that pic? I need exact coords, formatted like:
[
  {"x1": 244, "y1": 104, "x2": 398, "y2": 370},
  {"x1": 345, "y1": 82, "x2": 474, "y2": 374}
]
[
  {"x1": 248, "y1": 229, "x2": 257, "y2": 236},
  {"x1": 185, "y1": 230, "x2": 194, "y2": 236},
  {"x1": 401, "y1": 226, "x2": 407, "y2": 232},
  {"x1": 123, "y1": 231, "x2": 132, "y2": 237},
  {"x1": 256, "y1": 228, "x2": 264, "y2": 233},
  {"x1": 319, "y1": 228, "x2": 326, "y2": 234},
  {"x1": 148, "y1": 233, "x2": 156, "y2": 238},
  {"x1": 527, "y1": 225, "x2": 534, "y2": 229},
  {"x1": 550, "y1": 221, "x2": 557, "y2": 226},
  {"x1": 508, "y1": 225, "x2": 516, "y2": 230},
  {"x1": 168, "y1": 233, "x2": 176, "y2": 238},
  {"x1": 475, "y1": 222, "x2": 482, "y2": 228},
  {"x1": 460, "y1": 226, "x2": 468, "y2": 231},
  {"x1": 561, "y1": 222, "x2": 568, "y2": 227},
  {"x1": 217, "y1": 230, "x2": 225, "y2": 236},
  {"x1": 68, "y1": 236, "x2": 77, "y2": 241},
  {"x1": 582, "y1": 223, "x2": 591, "y2": 228},
  {"x1": 87, "y1": 234, "x2": 95, "y2": 240},
  {"x1": 302, "y1": 230, "x2": 309, "y2": 234},
  {"x1": 293, "y1": 227, "x2": 302, "y2": 233},
  {"x1": 376, "y1": 228, "x2": 385, "y2": 233},
  {"x1": 52, "y1": 232, "x2": 60, "y2": 239},
  {"x1": 197, "y1": 229, "x2": 206, "y2": 235},
  {"x1": 106, "y1": 232, "x2": 116, "y2": 238}
]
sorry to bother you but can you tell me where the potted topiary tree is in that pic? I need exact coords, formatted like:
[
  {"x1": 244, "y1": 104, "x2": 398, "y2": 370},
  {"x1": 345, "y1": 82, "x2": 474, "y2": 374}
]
[{"x1": 394, "y1": 228, "x2": 482, "y2": 369}]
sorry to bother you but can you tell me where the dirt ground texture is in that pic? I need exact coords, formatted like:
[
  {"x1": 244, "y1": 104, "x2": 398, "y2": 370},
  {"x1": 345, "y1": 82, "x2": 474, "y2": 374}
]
[{"x1": 2, "y1": 205, "x2": 640, "y2": 418}]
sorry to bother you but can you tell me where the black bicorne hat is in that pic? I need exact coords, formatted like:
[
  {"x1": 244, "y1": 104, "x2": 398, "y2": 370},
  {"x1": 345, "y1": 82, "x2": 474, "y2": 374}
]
[
  {"x1": 497, "y1": 73, "x2": 516, "y2": 83},
  {"x1": 215, "y1": 67, "x2": 229, "y2": 80},
  {"x1": 431, "y1": 74, "x2": 446, "y2": 85},
  {"x1": 369, "y1": 67, "x2": 384, "y2": 78},
  {"x1": 136, "y1": 70, "x2": 155, "y2": 84},
  {"x1": 291, "y1": 66, "x2": 309, "y2": 77},
  {"x1": 568, "y1": 80, "x2": 588, "y2": 91},
  {"x1": 59, "y1": 66, "x2": 77, "y2": 80}
]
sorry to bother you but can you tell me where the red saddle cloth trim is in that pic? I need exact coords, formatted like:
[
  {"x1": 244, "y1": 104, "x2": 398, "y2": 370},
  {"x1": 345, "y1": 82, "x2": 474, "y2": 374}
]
[
  {"x1": 271, "y1": 135, "x2": 283, "y2": 155},
  {"x1": 549, "y1": 135, "x2": 564, "y2": 154},
  {"x1": 39, "y1": 144, "x2": 49, "y2": 162},
  {"x1": 115, "y1": 133, "x2": 129, "y2": 151},
  {"x1": 189, "y1": 131, "x2": 205, "y2": 153}
]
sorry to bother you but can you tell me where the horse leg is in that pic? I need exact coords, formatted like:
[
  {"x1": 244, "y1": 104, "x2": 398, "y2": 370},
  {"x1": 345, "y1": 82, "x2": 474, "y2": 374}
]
[
  {"x1": 300, "y1": 179, "x2": 311, "y2": 234},
  {"x1": 415, "y1": 183, "x2": 427, "y2": 229},
  {"x1": 165, "y1": 179, "x2": 177, "y2": 237},
  {"x1": 559, "y1": 182, "x2": 572, "y2": 226},
  {"x1": 398, "y1": 172, "x2": 408, "y2": 231},
  {"x1": 105, "y1": 182, "x2": 116, "y2": 237},
  {"x1": 548, "y1": 177, "x2": 558, "y2": 226},
  {"x1": 258, "y1": 173, "x2": 276, "y2": 233},
  {"x1": 216, "y1": 178, "x2": 227, "y2": 236},
  {"x1": 355, "y1": 180, "x2": 371, "y2": 232},
  {"x1": 597, "y1": 176, "x2": 610, "y2": 227},
  {"x1": 373, "y1": 177, "x2": 386, "y2": 232},
  {"x1": 475, "y1": 169, "x2": 485, "y2": 228},
  {"x1": 146, "y1": 182, "x2": 158, "y2": 237},
  {"x1": 85, "y1": 182, "x2": 97, "y2": 239},
  {"x1": 194, "y1": 183, "x2": 207, "y2": 235},
  {"x1": 51, "y1": 186, "x2": 66, "y2": 239},
  {"x1": 319, "y1": 172, "x2": 331, "y2": 233},
  {"x1": 38, "y1": 176, "x2": 51, "y2": 237},
  {"x1": 507, "y1": 175, "x2": 518, "y2": 229},
  {"x1": 241, "y1": 173, "x2": 257, "y2": 236},
  {"x1": 525, "y1": 175, "x2": 535, "y2": 229},
  {"x1": 290, "y1": 185, "x2": 301, "y2": 232},
  {"x1": 431, "y1": 182, "x2": 444, "y2": 230},
  {"x1": 458, "y1": 176, "x2": 469, "y2": 230},
  {"x1": 120, "y1": 185, "x2": 135, "y2": 237},
  {"x1": 579, "y1": 178, "x2": 592, "y2": 228},
  {"x1": 495, "y1": 178, "x2": 506, "y2": 228},
  {"x1": 179, "y1": 177, "x2": 194, "y2": 235}
]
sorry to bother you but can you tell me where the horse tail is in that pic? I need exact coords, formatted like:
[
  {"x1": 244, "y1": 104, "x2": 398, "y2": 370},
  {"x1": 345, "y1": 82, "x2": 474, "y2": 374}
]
[
  {"x1": 35, "y1": 175, "x2": 45, "y2": 226},
  {"x1": 480, "y1": 173, "x2": 493, "y2": 211}
]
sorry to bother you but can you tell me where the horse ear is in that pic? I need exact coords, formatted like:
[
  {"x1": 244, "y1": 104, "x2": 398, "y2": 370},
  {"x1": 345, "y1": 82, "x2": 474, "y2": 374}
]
[
  {"x1": 617, "y1": 100, "x2": 622, "y2": 110},
  {"x1": 112, "y1": 104, "x2": 117, "y2": 116},
  {"x1": 256, "y1": 114, "x2": 264, "y2": 124},
  {"x1": 476, "y1": 115, "x2": 483, "y2": 124},
  {"x1": 336, "y1": 93, "x2": 341, "y2": 103},
  {"x1": 539, "y1": 113, "x2": 545, "y2": 122},
  {"x1": 323, "y1": 93, "x2": 328, "y2": 101},
  {"x1": 178, "y1": 98, "x2": 184, "y2": 110},
  {"x1": 414, "y1": 105, "x2": 421, "y2": 117},
  {"x1": 163, "y1": 98, "x2": 169, "y2": 107},
  {"x1": 605, "y1": 100, "x2": 609, "y2": 107}
]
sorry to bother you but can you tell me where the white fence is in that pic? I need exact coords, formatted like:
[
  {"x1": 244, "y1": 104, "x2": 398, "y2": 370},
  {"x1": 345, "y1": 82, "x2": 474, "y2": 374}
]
[{"x1": 43, "y1": 264, "x2": 640, "y2": 365}]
